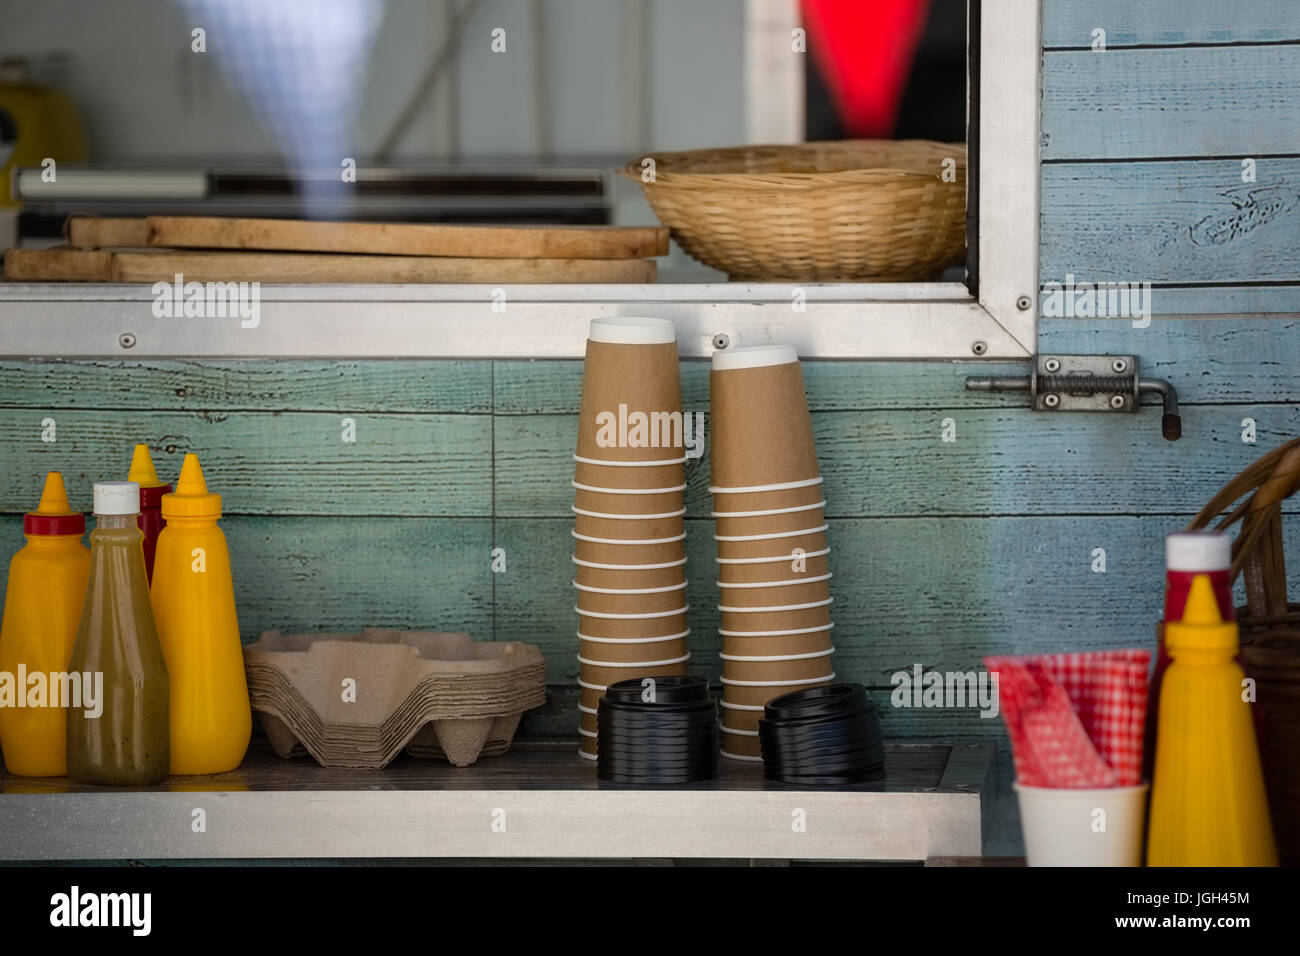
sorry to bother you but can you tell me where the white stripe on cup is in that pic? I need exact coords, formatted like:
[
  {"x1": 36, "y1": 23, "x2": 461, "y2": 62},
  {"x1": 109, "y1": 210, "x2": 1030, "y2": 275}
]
[
  {"x1": 578, "y1": 748, "x2": 598, "y2": 761},
  {"x1": 719, "y1": 622, "x2": 834, "y2": 637},
  {"x1": 573, "y1": 529, "x2": 687, "y2": 545},
  {"x1": 576, "y1": 677, "x2": 609, "y2": 691},
  {"x1": 572, "y1": 555, "x2": 687, "y2": 570},
  {"x1": 572, "y1": 480, "x2": 687, "y2": 494},
  {"x1": 719, "y1": 725, "x2": 760, "y2": 737},
  {"x1": 719, "y1": 700, "x2": 765, "y2": 712},
  {"x1": 714, "y1": 524, "x2": 828, "y2": 543},
  {"x1": 718, "y1": 597, "x2": 833, "y2": 613},
  {"x1": 715, "y1": 547, "x2": 830, "y2": 566},
  {"x1": 709, "y1": 476, "x2": 823, "y2": 494},
  {"x1": 719, "y1": 647, "x2": 836, "y2": 662},
  {"x1": 712, "y1": 500, "x2": 826, "y2": 518},
  {"x1": 720, "y1": 750, "x2": 764, "y2": 762},
  {"x1": 578, "y1": 727, "x2": 597, "y2": 738},
  {"x1": 578, "y1": 704, "x2": 597, "y2": 715},
  {"x1": 720, "y1": 671, "x2": 835, "y2": 687},
  {"x1": 572, "y1": 505, "x2": 687, "y2": 520},
  {"x1": 573, "y1": 453, "x2": 687, "y2": 466},
  {"x1": 574, "y1": 605, "x2": 688, "y2": 620},
  {"x1": 577, "y1": 629, "x2": 690, "y2": 644},
  {"x1": 576, "y1": 651, "x2": 692, "y2": 667},
  {"x1": 573, "y1": 579, "x2": 688, "y2": 595},
  {"x1": 716, "y1": 573, "x2": 833, "y2": 588}
]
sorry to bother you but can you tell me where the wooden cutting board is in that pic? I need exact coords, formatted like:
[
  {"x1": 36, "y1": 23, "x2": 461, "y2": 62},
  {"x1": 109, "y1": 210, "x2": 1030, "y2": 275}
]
[
  {"x1": 66, "y1": 217, "x2": 150, "y2": 249},
  {"x1": 142, "y1": 216, "x2": 670, "y2": 259},
  {"x1": 4, "y1": 247, "x2": 657, "y2": 283}
]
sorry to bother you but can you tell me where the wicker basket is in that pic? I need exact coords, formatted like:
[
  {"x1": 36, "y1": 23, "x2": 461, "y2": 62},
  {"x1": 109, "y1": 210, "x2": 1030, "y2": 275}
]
[
  {"x1": 622, "y1": 140, "x2": 966, "y2": 282},
  {"x1": 1190, "y1": 438, "x2": 1300, "y2": 863}
]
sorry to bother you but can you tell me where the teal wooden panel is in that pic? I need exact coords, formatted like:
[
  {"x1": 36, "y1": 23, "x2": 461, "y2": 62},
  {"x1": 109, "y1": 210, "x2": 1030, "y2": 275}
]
[
  {"x1": 1040, "y1": 287, "x2": 1300, "y2": 317},
  {"x1": 0, "y1": 516, "x2": 495, "y2": 644},
  {"x1": 0, "y1": 360, "x2": 492, "y2": 412},
  {"x1": 1042, "y1": 47, "x2": 1300, "y2": 159},
  {"x1": 1043, "y1": 0, "x2": 1300, "y2": 47},
  {"x1": 0, "y1": 410, "x2": 493, "y2": 516},
  {"x1": 1042, "y1": 160, "x2": 1300, "y2": 284},
  {"x1": 1041, "y1": 318, "x2": 1300, "y2": 402},
  {"x1": 494, "y1": 407, "x2": 1300, "y2": 519},
  {"x1": 495, "y1": 514, "x2": 1300, "y2": 688}
]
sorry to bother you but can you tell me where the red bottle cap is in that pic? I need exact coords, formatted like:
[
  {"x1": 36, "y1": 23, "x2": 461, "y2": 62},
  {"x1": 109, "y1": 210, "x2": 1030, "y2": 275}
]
[{"x1": 23, "y1": 472, "x2": 85, "y2": 536}]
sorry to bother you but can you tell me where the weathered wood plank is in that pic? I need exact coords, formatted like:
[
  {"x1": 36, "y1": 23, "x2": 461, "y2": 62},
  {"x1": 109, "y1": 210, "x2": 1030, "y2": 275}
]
[
  {"x1": 0, "y1": 360, "x2": 492, "y2": 413},
  {"x1": 1043, "y1": 0, "x2": 1300, "y2": 47},
  {"x1": 493, "y1": 407, "x2": 1300, "y2": 518},
  {"x1": 0, "y1": 411, "x2": 493, "y2": 516},
  {"x1": 1041, "y1": 287, "x2": 1300, "y2": 317},
  {"x1": 1041, "y1": 160, "x2": 1300, "y2": 284},
  {"x1": 0, "y1": 516, "x2": 495, "y2": 644},
  {"x1": 1042, "y1": 47, "x2": 1300, "y2": 159}
]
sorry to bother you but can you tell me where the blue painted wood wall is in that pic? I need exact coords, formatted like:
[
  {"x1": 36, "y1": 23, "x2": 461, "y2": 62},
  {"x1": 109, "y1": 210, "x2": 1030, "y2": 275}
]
[{"x1": 0, "y1": 1, "x2": 1297, "y2": 853}]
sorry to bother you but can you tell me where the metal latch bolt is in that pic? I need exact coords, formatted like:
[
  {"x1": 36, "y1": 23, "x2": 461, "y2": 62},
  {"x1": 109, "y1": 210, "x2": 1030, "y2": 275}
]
[{"x1": 965, "y1": 355, "x2": 1181, "y2": 441}]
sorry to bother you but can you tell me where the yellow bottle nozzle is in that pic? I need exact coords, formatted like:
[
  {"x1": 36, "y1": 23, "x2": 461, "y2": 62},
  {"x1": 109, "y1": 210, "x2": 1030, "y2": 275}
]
[
  {"x1": 33, "y1": 471, "x2": 73, "y2": 515},
  {"x1": 162, "y1": 453, "x2": 221, "y2": 519},
  {"x1": 1166, "y1": 573, "x2": 1238, "y2": 653},
  {"x1": 127, "y1": 443, "x2": 165, "y2": 488}
]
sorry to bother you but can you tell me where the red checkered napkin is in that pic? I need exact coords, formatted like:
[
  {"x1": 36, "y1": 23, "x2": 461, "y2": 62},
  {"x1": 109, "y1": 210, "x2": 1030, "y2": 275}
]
[{"x1": 984, "y1": 650, "x2": 1150, "y2": 788}]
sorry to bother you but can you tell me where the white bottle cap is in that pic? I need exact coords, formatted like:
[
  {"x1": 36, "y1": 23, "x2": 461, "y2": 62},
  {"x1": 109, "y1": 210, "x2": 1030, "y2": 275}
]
[
  {"x1": 1166, "y1": 531, "x2": 1232, "y2": 572},
  {"x1": 94, "y1": 481, "x2": 140, "y2": 516},
  {"x1": 712, "y1": 343, "x2": 799, "y2": 370},
  {"x1": 588, "y1": 317, "x2": 676, "y2": 344}
]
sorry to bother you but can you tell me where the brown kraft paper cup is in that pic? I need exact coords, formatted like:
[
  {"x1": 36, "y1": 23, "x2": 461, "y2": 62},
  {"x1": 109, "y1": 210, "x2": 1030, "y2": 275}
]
[
  {"x1": 580, "y1": 658, "x2": 689, "y2": 689},
  {"x1": 575, "y1": 582, "x2": 689, "y2": 615},
  {"x1": 717, "y1": 578, "x2": 831, "y2": 609},
  {"x1": 715, "y1": 528, "x2": 827, "y2": 562},
  {"x1": 722, "y1": 675, "x2": 834, "y2": 708},
  {"x1": 577, "y1": 610, "x2": 689, "y2": 640},
  {"x1": 573, "y1": 511, "x2": 685, "y2": 541},
  {"x1": 715, "y1": 506, "x2": 826, "y2": 538},
  {"x1": 580, "y1": 710, "x2": 599, "y2": 736},
  {"x1": 710, "y1": 347, "x2": 819, "y2": 489},
  {"x1": 720, "y1": 731, "x2": 763, "y2": 759},
  {"x1": 579, "y1": 683, "x2": 607, "y2": 713},
  {"x1": 574, "y1": 485, "x2": 686, "y2": 516},
  {"x1": 579, "y1": 635, "x2": 689, "y2": 664},
  {"x1": 573, "y1": 535, "x2": 686, "y2": 566},
  {"x1": 710, "y1": 482, "x2": 825, "y2": 514},
  {"x1": 717, "y1": 550, "x2": 832, "y2": 585},
  {"x1": 720, "y1": 603, "x2": 832, "y2": 635},
  {"x1": 723, "y1": 653, "x2": 835, "y2": 683},
  {"x1": 575, "y1": 560, "x2": 688, "y2": 591},
  {"x1": 573, "y1": 458, "x2": 685, "y2": 490},
  {"x1": 721, "y1": 630, "x2": 834, "y2": 658},
  {"x1": 720, "y1": 707, "x2": 763, "y2": 734},
  {"x1": 576, "y1": 336, "x2": 684, "y2": 462}
]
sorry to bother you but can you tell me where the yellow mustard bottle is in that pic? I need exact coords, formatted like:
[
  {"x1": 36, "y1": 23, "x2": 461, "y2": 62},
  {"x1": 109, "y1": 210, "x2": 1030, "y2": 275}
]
[
  {"x1": 150, "y1": 454, "x2": 251, "y2": 775},
  {"x1": 0, "y1": 473, "x2": 90, "y2": 776},
  {"x1": 1147, "y1": 574, "x2": 1278, "y2": 866}
]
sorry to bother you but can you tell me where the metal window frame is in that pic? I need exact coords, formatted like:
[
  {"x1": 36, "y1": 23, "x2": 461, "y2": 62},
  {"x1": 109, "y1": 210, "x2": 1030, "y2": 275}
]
[{"x1": 0, "y1": 0, "x2": 1039, "y2": 361}]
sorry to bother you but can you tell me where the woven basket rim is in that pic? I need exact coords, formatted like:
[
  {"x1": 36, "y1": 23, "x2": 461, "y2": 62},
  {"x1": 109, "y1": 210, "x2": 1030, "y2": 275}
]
[{"x1": 621, "y1": 139, "x2": 966, "y2": 190}]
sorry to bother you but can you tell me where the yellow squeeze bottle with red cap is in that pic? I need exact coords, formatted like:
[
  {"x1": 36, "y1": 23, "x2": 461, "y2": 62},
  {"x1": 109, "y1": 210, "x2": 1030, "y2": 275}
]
[
  {"x1": 150, "y1": 454, "x2": 251, "y2": 774},
  {"x1": 0, "y1": 473, "x2": 91, "y2": 776},
  {"x1": 1146, "y1": 574, "x2": 1278, "y2": 866},
  {"x1": 128, "y1": 444, "x2": 171, "y2": 584}
]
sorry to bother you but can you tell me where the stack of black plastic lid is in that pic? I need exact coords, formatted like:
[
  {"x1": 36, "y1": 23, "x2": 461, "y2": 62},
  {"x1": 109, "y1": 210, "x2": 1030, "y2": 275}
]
[
  {"x1": 597, "y1": 675, "x2": 719, "y2": 784},
  {"x1": 758, "y1": 683, "x2": 885, "y2": 785}
]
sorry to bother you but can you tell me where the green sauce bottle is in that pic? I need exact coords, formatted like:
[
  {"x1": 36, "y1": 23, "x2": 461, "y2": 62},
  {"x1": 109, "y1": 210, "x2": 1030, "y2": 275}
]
[{"x1": 67, "y1": 481, "x2": 170, "y2": 786}]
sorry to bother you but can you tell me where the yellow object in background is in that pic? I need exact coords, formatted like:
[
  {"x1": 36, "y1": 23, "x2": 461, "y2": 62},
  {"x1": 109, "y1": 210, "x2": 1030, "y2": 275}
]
[
  {"x1": 0, "y1": 473, "x2": 90, "y2": 776},
  {"x1": 0, "y1": 59, "x2": 88, "y2": 207},
  {"x1": 150, "y1": 454, "x2": 251, "y2": 775},
  {"x1": 1147, "y1": 574, "x2": 1278, "y2": 866}
]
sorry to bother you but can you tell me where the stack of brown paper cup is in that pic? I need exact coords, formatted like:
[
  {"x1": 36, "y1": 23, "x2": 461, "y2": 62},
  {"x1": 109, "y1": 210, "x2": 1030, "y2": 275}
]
[
  {"x1": 710, "y1": 345, "x2": 835, "y2": 760},
  {"x1": 573, "y1": 317, "x2": 691, "y2": 759}
]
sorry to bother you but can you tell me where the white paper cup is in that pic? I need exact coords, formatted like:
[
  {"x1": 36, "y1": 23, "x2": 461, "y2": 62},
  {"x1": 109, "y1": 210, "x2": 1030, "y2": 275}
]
[{"x1": 1014, "y1": 782, "x2": 1149, "y2": 867}]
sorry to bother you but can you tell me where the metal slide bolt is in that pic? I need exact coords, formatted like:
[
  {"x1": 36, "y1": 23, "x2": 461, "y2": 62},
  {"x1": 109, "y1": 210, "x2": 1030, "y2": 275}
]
[{"x1": 118, "y1": 333, "x2": 137, "y2": 349}]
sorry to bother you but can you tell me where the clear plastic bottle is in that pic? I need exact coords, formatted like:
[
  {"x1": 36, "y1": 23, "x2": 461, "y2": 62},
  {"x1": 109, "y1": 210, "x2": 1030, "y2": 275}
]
[{"x1": 66, "y1": 481, "x2": 170, "y2": 785}]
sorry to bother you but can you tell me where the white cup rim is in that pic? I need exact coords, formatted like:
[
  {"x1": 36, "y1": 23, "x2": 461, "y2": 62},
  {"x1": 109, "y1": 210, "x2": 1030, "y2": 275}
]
[
  {"x1": 573, "y1": 555, "x2": 687, "y2": 570},
  {"x1": 575, "y1": 605, "x2": 688, "y2": 620},
  {"x1": 718, "y1": 597, "x2": 833, "y2": 613},
  {"x1": 719, "y1": 725, "x2": 760, "y2": 737},
  {"x1": 720, "y1": 671, "x2": 835, "y2": 687},
  {"x1": 710, "y1": 476, "x2": 823, "y2": 494},
  {"x1": 715, "y1": 547, "x2": 830, "y2": 566},
  {"x1": 572, "y1": 480, "x2": 688, "y2": 494},
  {"x1": 717, "y1": 573, "x2": 832, "y2": 588},
  {"x1": 715, "y1": 524, "x2": 828, "y2": 543},
  {"x1": 572, "y1": 505, "x2": 687, "y2": 520},
  {"x1": 720, "y1": 647, "x2": 835, "y2": 663},
  {"x1": 574, "y1": 453, "x2": 687, "y2": 467},
  {"x1": 720, "y1": 750, "x2": 764, "y2": 762},
  {"x1": 572, "y1": 529, "x2": 687, "y2": 545},
  {"x1": 719, "y1": 622, "x2": 834, "y2": 637},
  {"x1": 576, "y1": 651, "x2": 692, "y2": 668},
  {"x1": 573, "y1": 579, "x2": 688, "y2": 595},
  {"x1": 712, "y1": 500, "x2": 826, "y2": 518},
  {"x1": 577, "y1": 629, "x2": 690, "y2": 644}
]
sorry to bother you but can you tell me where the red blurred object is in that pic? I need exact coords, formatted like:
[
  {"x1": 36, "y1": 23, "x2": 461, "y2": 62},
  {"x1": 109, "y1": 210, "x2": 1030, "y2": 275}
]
[
  {"x1": 985, "y1": 650, "x2": 1151, "y2": 788},
  {"x1": 801, "y1": 0, "x2": 931, "y2": 137}
]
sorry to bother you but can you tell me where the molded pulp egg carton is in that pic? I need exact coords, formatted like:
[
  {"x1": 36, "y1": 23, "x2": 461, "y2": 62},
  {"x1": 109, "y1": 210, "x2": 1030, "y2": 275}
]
[{"x1": 244, "y1": 628, "x2": 547, "y2": 768}]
